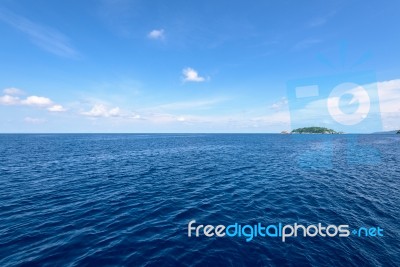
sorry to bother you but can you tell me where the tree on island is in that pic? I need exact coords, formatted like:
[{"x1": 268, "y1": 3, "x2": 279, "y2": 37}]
[{"x1": 291, "y1": 127, "x2": 340, "y2": 134}]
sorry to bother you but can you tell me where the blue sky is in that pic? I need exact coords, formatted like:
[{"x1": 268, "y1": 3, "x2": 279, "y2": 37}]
[{"x1": 0, "y1": 0, "x2": 399, "y2": 133}]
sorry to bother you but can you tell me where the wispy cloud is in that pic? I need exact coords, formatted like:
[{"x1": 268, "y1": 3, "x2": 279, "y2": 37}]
[
  {"x1": 307, "y1": 11, "x2": 336, "y2": 28},
  {"x1": 182, "y1": 67, "x2": 207, "y2": 82},
  {"x1": 293, "y1": 39, "x2": 322, "y2": 50},
  {"x1": 24, "y1": 117, "x2": 46, "y2": 124},
  {"x1": 0, "y1": 95, "x2": 20, "y2": 105},
  {"x1": 3, "y1": 87, "x2": 24, "y2": 95},
  {"x1": 270, "y1": 97, "x2": 288, "y2": 111},
  {"x1": 147, "y1": 29, "x2": 165, "y2": 40},
  {"x1": 150, "y1": 98, "x2": 225, "y2": 111},
  {"x1": 139, "y1": 112, "x2": 291, "y2": 132},
  {"x1": 97, "y1": 0, "x2": 138, "y2": 37},
  {"x1": 0, "y1": 8, "x2": 78, "y2": 58},
  {"x1": 251, "y1": 111, "x2": 290, "y2": 127}
]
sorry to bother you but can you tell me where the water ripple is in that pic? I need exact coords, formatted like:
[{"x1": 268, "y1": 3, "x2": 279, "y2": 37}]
[{"x1": 0, "y1": 134, "x2": 399, "y2": 266}]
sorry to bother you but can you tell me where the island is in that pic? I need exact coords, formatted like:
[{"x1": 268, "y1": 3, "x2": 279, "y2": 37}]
[
  {"x1": 291, "y1": 127, "x2": 341, "y2": 134},
  {"x1": 397, "y1": 130, "x2": 400, "y2": 134}
]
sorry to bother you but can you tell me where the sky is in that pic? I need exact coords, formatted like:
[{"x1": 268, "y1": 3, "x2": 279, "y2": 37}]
[{"x1": 0, "y1": 0, "x2": 399, "y2": 133}]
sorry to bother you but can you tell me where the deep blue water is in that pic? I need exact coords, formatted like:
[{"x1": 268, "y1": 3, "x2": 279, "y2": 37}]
[{"x1": 0, "y1": 134, "x2": 399, "y2": 266}]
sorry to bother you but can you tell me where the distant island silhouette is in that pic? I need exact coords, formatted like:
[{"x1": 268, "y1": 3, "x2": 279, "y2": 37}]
[{"x1": 290, "y1": 127, "x2": 341, "y2": 134}]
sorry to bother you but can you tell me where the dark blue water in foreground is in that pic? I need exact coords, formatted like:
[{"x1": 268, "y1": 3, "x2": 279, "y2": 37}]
[{"x1": 0, "y1": 134, "x2": 399, "y2": 266}]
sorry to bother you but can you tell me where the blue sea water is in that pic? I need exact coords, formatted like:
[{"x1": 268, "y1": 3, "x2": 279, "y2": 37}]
[{"x1": 0, "y1": 134, "x2": 399, "y2": 266}]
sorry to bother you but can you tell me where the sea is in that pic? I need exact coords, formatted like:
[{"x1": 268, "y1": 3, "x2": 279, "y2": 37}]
[{"x1": 0, "y1": 134, "x2": 399, "y2": 266}]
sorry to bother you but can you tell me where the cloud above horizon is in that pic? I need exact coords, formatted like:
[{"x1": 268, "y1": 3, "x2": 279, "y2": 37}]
[
  {"x1": 24, "y1": 117, "x2": 46, "y2": 124},
  {"x1": 147, "y1": 29, "x2": 165, "y2": 40},
  {"x1": 3, "y1": 87, "x2": 25, "y2": 95},
  {"x1": 182, "y1": 67, "x2": 206, "y2": 82},
  {"x1": 47, "y1": 104, "x2": 67, "y2": 112},
  {"x1": 270, "y1": 97, "x2": 288, "y2": 111},
  {"x1": 285, "y1": 79, "x2": 400, "y2": 131},
  {"x1": 0, "y1": 78, "x2": 399, "y2": 132},
  {"x1": 147, "y1": 98, "x2": 225, "y2": 112},
  {"x1": 82, "y1": 104, "x2": 121, "y2": 118},
  {"x1": 21, "y1": 96, "x2": 53, "y2": 106},
  {"x1": 0, "y1": 88, "x2": 66, "y2": 112}
]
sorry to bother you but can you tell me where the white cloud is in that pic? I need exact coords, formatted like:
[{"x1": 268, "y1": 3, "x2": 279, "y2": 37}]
[
  {"x1": 147, "y1": 29, "x2": 165, "y2": 40},
  {"x1": 24, "y1": 117, "x2": 46, "y2": 124},
  {"x1": 82, "y1": 104, "x2": 121, "y2": 117},
  {"x1": 0, "y1": 95, "x2": 20, "y2": 105},
  {"x1": 270, "y1": 97, "x2": 288, "y2": 111},
  {"x1": 21, "y1": 96, "x2": 53, "y2": 106},
  {"x1": 182, "y1": 67, "x2": 206, "y2": 82},
  {"x1": 0, "y1": 9, "x2": 78, "y2": 58},
  {"x1": 3, "y1": 87, "x2": 24, "y2": 95},
  {"x1": 0, "y1": 89, "x2": 66, "y2": 113},
  {"x1": 109, "y1": 107, "x2": 121, "y2": 116},
  {"x1": 47, "y1": 104, "x2": 66, "y2": 112}
]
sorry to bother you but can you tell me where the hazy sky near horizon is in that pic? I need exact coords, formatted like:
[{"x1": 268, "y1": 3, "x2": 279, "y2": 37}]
[{"x1": 0, "y1": 0, "x2": 399, "y2": 133}]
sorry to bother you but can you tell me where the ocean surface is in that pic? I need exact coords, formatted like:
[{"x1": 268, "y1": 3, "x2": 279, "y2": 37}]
[{"x1": 0, "y1": 134, "x2": 399, "y2": 266}]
